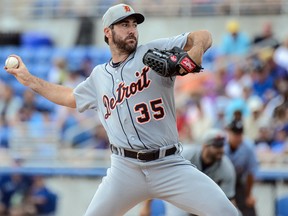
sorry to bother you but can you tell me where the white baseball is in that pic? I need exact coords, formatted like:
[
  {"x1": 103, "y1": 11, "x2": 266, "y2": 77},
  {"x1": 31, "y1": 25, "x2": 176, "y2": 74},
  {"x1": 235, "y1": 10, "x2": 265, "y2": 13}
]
[{"x1": 5, "y1": 56, "x2": 19, "y2": 69}]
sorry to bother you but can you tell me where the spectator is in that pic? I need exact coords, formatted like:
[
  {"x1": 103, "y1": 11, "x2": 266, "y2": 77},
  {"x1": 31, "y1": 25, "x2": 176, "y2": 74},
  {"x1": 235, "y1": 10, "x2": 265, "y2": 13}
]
[
  {"x1": 0, "y1": 84, "x2": 22, "y2": 148},
  {"x1": 185, "y1": 94, "x2": 214, "y2": 143},
  {"x1": 272, "y1": 86, "x2": 288, "y2": 129},
  {"x1": 225, "y1": 119, "x2": 258, "y2": 216},
  {"x1": 0, "y1": 84, "x2": 22, "y2": 126},
  {"x1": 56, "y1": 105, "x2": 92, "y2": 146},
  {"x1": 273, "y1": 36, "x2": 288, "y2": 72},
  {"x1": 18, "y1": 89, "x2": 38, "y2": 122},
  {"x1": 0, "y1": 159, "x2": 33, "y2": 216},
  {"x1": 213, "y1": 66, "x2": 230, "y2": 96},
  {"x1": 218, "y1": 20, "x2": 250, "y2": 57},
  {"x1": 62, "y1": 70, "x2": 86, "y2": 88},
  {"x1": 259, "y1": 48, "x2": 288, "y2": 86},
  {"x1": 225, "y1": 99, "x2": 249, "y2": 125},
  {"x1": 243, "y1": 96, "x2": 266, "y2": 142},
  {"x1": 270, "y1": 125, "x2": 288, "y2": 153},
  {"x1": 252, "y1": 21, "x2": 280, "y2": 49},
  {"x1": 27, "y1": 176, "x2": 58, "y2": 216},
  {"x1": 55, "y1": 70, "x2": 92, "y2": 146},
  {"x1": 176, "y1": 105, "x2": 193, "y2": 143},
  {"x1": 250, "y1": 62, "x2": 276, "y2": 103},
  {"x1": 140, "y1": 128, "x2": 240, "y2": 216},
  {"x1": 17, "y1": 89, "x2": 54, "y2": 127},
  {"x1": 254, "y1": 121, "x2": 274, "y2": 150},
  {"x1": 263, "y1": 79, "x2": 288, "y2": 121},
  {"x1": 224, "y1": 64, "x2": 253, "y2": 99},
  {"x1": 47, "y1": 58, "x2": 68, "y2": 85},
  {"x1": 213, "y1": 96, "x2": 230, "y2": 129}
]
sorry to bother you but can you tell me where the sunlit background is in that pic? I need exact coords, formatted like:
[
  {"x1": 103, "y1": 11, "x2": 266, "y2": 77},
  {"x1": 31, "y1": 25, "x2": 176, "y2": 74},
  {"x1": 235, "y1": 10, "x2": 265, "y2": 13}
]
[{"x1": 0, "y1": 0, "x2": 288, "y2": 216}]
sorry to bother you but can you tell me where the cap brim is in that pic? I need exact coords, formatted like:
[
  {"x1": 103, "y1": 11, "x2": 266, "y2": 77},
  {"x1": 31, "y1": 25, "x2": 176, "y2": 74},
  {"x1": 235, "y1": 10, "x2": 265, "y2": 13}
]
[
  {"x1": 207, "y1": 138, "x2": 225, "y2": 147},
  {"x1": 230, "y1": 129, "x2": 243, "y2": 134},
  {"x1": 112, "y1": 13, "x2": 145, "y2": 26},
  {"x1": 211, "y1": 142, "x2": 225, "y2": 148}
]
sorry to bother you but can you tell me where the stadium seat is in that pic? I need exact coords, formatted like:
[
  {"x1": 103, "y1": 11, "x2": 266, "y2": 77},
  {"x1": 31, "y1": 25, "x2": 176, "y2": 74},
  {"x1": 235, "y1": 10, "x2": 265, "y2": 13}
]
[
  {"x1": 0, "y1": 69, "x2": 15, "y2": 82},
  {"x1": 35, "y1": 95, "x2": 56, "y2": 113},
  {"x1": 276, "y1": 195, "x2": 288, "y2": 216},
  {"x1": 10, "y1": 79, "x2": 28, "y2": 96},
  {"x1": 30, "y1": 63, "x2": 51, "y2": 80},
  {"x1": 51, "y1": 47, "x2": 68, "y2": 60},
  {"x1": 18, "y1": 47, "x2": 36, "y2": 64},
  {"x1": 21, "y1": 31, "x2": 54, "y2": 47},
  {"x1": 0, "y1": 46, "x2": 20, "y2": 63},
  {"x1": 66, "y1": 46, "x2": 89, "y2": 71},
  {"x1": 33, "y1": 46, "x2": 54, "y2": 64},
  {"x1": 151, "y1": 199, "x2": 166, "y2": 216},
  {"x1": 87, "y1": 46, "x2": 111, "y2": 66}
]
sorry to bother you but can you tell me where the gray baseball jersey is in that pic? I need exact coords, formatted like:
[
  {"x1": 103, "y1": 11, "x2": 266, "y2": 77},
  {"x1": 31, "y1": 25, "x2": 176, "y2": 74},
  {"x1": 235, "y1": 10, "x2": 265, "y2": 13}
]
[
  {"x1": 74, "y1": 33, "x2": 188, "y2": 149},
  {"x1": 73, "y1": 33, "x2": 238, "y2": 216},
  {"x1": 182, "y1": 145, "x2": 236, "y2": 199}
]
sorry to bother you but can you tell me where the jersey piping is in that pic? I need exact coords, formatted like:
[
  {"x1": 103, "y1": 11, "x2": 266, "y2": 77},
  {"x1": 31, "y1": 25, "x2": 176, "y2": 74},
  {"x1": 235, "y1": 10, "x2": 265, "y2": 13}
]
[
  {"x1": 104, "y1": 64, "x2": 133, "y2": 149},
  {"x1": 120, "y1": 55, "x2": 149, "y2": 149}
]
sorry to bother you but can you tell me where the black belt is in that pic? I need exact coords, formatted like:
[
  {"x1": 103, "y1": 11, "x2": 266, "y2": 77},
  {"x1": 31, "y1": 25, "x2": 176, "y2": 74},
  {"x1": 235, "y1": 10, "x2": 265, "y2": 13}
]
[{"x1": 110, "y1": 145, "x2": 177, "y2": 161}]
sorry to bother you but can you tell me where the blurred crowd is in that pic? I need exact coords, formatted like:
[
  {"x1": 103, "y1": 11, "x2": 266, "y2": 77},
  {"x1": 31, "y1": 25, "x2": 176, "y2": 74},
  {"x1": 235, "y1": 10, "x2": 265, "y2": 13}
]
[
  {"x1": 0, "y1": 58, "x2": 110, "y2": 149},
  {"x1": 0, "y1": 0, "x2": 285, "y2": 20},
  {"x1": 173, "y1": 20, "x2": 288, "y2": 162},
  {"x1": 0, "y1": 20, "x2": 287, "y2": 156},
  {"x1": 0, "y1": 9, "x2": 287, "y2": 216},
  {"x1": 0, "y1": 159, "x2": 58, "y2": 216}
]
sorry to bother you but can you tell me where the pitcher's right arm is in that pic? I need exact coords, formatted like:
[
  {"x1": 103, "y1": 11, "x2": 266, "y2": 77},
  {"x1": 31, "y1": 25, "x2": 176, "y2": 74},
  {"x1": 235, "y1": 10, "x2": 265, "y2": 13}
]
[{"x1": 4, "y1": 55, "x2": 76, "y2": 108}]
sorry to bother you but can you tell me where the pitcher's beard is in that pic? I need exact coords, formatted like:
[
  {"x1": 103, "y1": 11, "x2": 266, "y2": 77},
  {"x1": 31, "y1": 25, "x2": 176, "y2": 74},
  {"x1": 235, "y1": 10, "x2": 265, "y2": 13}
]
[{"x1": 112, "y1": 31, "x2": 138, "y2": 54}]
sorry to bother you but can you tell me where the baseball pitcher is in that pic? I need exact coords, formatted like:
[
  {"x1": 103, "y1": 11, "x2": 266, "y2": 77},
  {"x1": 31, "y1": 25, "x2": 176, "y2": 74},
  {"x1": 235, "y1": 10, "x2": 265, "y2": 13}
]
[{"x1": 4, "y1": 3, "x2": 239, "y2": 216}]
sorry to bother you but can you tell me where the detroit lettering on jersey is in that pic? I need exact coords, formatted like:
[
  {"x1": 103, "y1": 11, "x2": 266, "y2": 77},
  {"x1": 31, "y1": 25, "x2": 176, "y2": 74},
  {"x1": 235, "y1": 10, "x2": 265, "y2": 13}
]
[{"x1": 103, "y1": 66, "x2": 151, "y2": 119}]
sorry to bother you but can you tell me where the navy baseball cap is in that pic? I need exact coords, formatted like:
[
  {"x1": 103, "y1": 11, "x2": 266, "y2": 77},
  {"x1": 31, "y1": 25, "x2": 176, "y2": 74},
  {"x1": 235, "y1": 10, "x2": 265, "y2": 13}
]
[
  {"x1": 227, "y1": 120, "x2": 244, "y2": 134},
  {"x1": 102, "y1": 4, "x2": 145, "y2": 28},
  {"x1": 202, "y1": 129, "x2": 226, "y2": 148}
]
